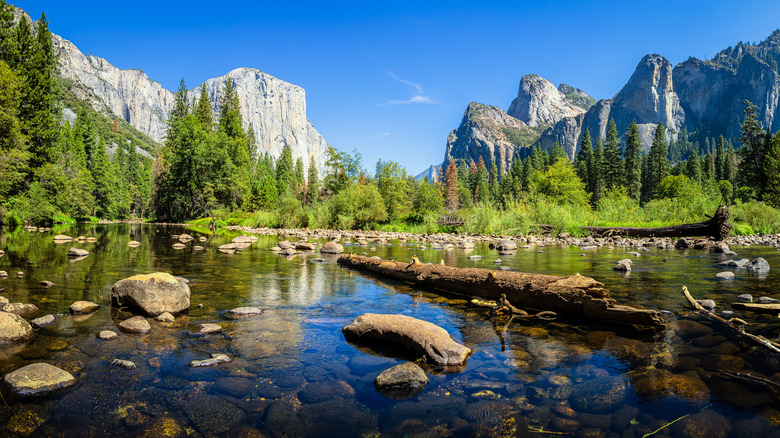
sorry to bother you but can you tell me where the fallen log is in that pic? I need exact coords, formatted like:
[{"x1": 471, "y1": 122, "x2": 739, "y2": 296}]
[
  {"x1": 682, "y1": 286, "x2": 780, "y2": 355},
  {"x1": 337, "y1": 254, "x2": 665, "y2": 328},
  {"x1": 580, "y1": 205, "x2": 732, "y2": 241},
  {"x1": 730, "y1": 302, "x2": 780, "y2": 314}
]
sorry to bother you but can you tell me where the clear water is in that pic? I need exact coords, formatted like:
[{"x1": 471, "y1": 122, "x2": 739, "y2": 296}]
[{"x1": 0, "y1": 224, "x2": 778, "y2": 437}]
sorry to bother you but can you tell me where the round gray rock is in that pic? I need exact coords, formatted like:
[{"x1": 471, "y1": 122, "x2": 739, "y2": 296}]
[
  {"x1": 4, "y1": 363, "x2": 76, "y2": 396},
  {"x1": 111, "y1": 272, "x2": 191, "y2": 316},
  {"x1": 715, "y1": 271, "x2": 735, "y2": 280},
  {"x1": 320, "y1": 242, "x2": 344, "y2": 254},
  {"x1": 0, "y1": 311, "x2": 33, "y2": 342}
]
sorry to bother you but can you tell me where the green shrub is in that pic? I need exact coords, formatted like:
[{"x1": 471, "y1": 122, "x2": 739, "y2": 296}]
[
  {"x1": 731, "y1": 200, "x2": 780, "y2": 234},
  {"x1": 274, "y1": 196, "x2": 306, "y2": 229}
]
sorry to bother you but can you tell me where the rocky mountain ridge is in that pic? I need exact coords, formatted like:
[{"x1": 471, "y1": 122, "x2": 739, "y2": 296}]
[
  {"x1": 436, "y1": 29, "x2": 780, "y2": 172},
  {"x1": 25, "y1": 6, "x2": 330, "y2": 172}
]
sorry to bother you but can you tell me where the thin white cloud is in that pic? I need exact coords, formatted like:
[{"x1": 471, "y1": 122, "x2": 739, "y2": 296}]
[
  {"x1": 378, "y1": 72, "x2": 443, "y2": 106},
  {"x1": 373, "y1": 132, "x2": 392, "y2": 138}
]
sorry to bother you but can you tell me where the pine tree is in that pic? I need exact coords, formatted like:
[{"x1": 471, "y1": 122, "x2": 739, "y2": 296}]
[
  {"x1": 475, "y1": 157, "x2": 489, "y2": 203},
  {"x1": 591, "y1": 137, "x2": 604, "y2": 204},
  {"x1": 9, "y1": 13, "x2": 32, "y2": 70},
  {"x1": 549, "y1": 141, "x2": 567, "y2": 163},
  {"x1": 685, "y1": 149, "x2": 702, "y2": 185},
  {"x1": 645, "y1": 123, "x2": 669, "y2": 198},
  {"x1": 489, "y1": 162, "x2": 499, "y2": 203},
  {"x1": 166, "y1": 78, "x2": 190, "y2": 144},
  {"x1": 715, "y1": 136, "x2": 726, "y2": 181},
  {"x1": 194, "y1": 84, "x2": 213, "y2": 131},
  {"x1": 738, "y1": 100, "x2": 768, "y2": 197},
  {"x1": 306, "y1": 158, "x2": 319, "y2": 205},
  {"x1": 575, "y1": 129, "x2": 592, "y2": 187},
  {"x1": 510, "y1": 156, "x2": 523, "y2": 196},
  {"x1": 444, "y1": 159, "x2": 458, "y2": 211},
  {"x1": 623, "y1": 121, "x2": 642, "y2": 200},
  {"x1": 530, "y1": 145, "x2": 547, "y2": 171},
  {"x1": 275, "y1": 144, "x2": 294, "y2": 197},
  {"x1": 0, "y1": 60, "x2": 28, "y2": 199},
  {"x1": 602, "y1": 119, "x2": 623, "y2": 190},
  {"x1": 294, "y1": 157, "x2": 304, "y2": 198},
  {"x1": 218, "y1": 77, "x2": 245, "y2": 139},
  {"x1": 19, "y1": 12, "x2": 59, "y2": 170},
  {"x1": 764, "y1": 132, "x2": 780, "y2": 207},
  {"x1": 0, "y1": 0, "x2": 15, "y2": 64},
  {"x1": 75, "y1": 107, "x2": 97, "y2": 170}
]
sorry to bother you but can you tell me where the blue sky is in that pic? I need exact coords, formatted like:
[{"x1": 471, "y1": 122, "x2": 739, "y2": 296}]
[{"x1": 15, "y1": 0, "x2": 780, "y2": 175}]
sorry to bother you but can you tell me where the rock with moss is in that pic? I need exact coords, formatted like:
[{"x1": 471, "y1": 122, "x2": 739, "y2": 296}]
[{"x1": 4, "y1": 363, "x2": 76, "y2": 396}]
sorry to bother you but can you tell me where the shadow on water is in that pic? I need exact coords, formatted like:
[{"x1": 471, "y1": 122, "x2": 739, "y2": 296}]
[{"x1": 0, "y1": 224, "x2": 778, "y2": 436}]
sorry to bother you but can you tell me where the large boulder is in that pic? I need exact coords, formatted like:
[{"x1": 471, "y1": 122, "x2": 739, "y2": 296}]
[
  {"x1": 0, "y1": 312, "x2": 33, "y2": 342},
  {"x1": 4, "y1": 363, "x2": 76, "y2": 396},
  {"x1": 67, "y1": 247, "x2": 89, "y2": 257},
  {"x1": 342, "y1": 313, "x2": 471, "y2": 367},
  {"x1": 320, "y1": 241, "x2": 344, "y2": 254},
  {"x1": 111, "y1": 273, "x2": 191, "y2": 316}
]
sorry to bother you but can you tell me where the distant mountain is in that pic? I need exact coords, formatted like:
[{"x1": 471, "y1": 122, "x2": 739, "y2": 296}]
[
  {"x1": 438, "y1": 29, "x2": 780, "y2": 169},
  {"x1": 414, "y1": 164, "x2": 441, "y2": 182},
  {"x1": 22, "y1": 6, "x2": 331, "y2": 172}
]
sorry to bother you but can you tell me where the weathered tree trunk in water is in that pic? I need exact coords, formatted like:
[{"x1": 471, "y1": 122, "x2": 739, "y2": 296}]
[
  {"x1": 337, "y1": 254, "x2": 665, "y2": 328},
  {"x1": 580, "y1": 205, "x2": 732, "y2": 241},
  {"x1": 730, "y1": 302, "x2": 780, "y2": 314}
]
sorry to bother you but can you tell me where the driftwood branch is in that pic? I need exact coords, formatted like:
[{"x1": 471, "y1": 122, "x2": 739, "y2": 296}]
[
  {"x1": 338, "y1": 255, "x2": 666, "y2": 328},
  {"x1": 581, "y1": 206, "x2": 732, "y2": 241},
  {"x1": 681, "y1": 286, "x2": 780, "y2": 355}
]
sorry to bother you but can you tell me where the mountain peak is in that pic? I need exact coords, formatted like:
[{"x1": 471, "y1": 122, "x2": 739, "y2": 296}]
[{"x1": 507, "y1": 74, "x2": 589, "y2": 127}]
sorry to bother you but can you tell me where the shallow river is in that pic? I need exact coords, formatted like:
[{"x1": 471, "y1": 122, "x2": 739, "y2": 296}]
[{"x1": 0, "y1": 224, "x2": 779, "y2": 437}]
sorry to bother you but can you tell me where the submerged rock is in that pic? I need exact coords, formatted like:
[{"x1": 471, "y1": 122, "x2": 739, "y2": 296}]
[
  {"x1": 189, "y1": 323, "x2": 222, "y2": 336},
  {"x1": 570, "y1": 377, "x2": 628, "y2": 414},
  {"x1": 155, "y1": 312, "x2": 175, "y2": 322},
  {"x1": 70, "y1": 301, "x2": 100, "y2": 314},
  {"x1": 374, "y1": 362, "x2": 429, "y2": 397},
  {"x1": 718, "y1": 258, "x2": 750, "y2": 268},
  {"x1": 3, "y1": 303, "x2": 39, "y2": 315},
  {"x1": 110, "y1": 359, "x2": 137, "y2": 369},
  {"x1": 0, "y1": 311, "x2": 33, "y2": 342},
  {"x1": 4, "y1": 363, "x2": 76, "y2": 396},
  {"x1": 226, "y1": 307, "x2": 263, "y2": 317},
  {"x1": 31, "y1": 314, "x2": 56, "y2": 328},
  {"x1": 715, "y1": 271, "x2": 735, "y2": 279},
  {"x1": 98, "y1": 330, "x2": 119, "y2": 340},
  {"x1": 111, "y1": 272, "x2": 191, "y2": 316},
  {"x1": 67, "y1": 247, "x2": 89, "y2": 257},
  {"x1": 613, "y1": 259, "x2": 632, "y2": 271},
  {"x1": 342, "y1": 313, "x2": 471, "y2": 367},
  {"x1": 189, "y1": 353, "x2": 232, "y2": 367}
]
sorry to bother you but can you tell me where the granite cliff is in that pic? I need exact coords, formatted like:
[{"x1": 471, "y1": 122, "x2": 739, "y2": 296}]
[
  {"x1": 50, "y1": 22, "x2": 328, "y2": 171},
  {"x1": 436, "y1": 29, "x2": 780, "y2": 171}
]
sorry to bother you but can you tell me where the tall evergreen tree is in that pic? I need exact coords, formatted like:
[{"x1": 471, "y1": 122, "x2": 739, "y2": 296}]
[
  {"x1": 765, "y1": 133, "x2": 780, "y2": 208},
  {"x1": 218, "y1": 77, "x2": 245, "y2": 139},
  {"x1": 0, "y1": 60, "x2": 28, "y2": 199},
  {"x1": 305, "y1": 158, "x2": 319, "y2": 205},
  {"x1": 19, "y1": 12, "x2": 59, "y2": 170},
  {"x1": 475, "y1": 157, "x2": 490, "y2": 203},
  {"x1": 489, "y1": 162, "x2": 499, "y2": 203},
  {"x1": 194, "y1": 84, "x2": 213, "y2": 131},
  {"x1": 645, "y1": 123, "x2": 669, "y2": 198},
  {"x1": 715, "y1": 135, "x2": 726, "y2": 181},
  {"x1": 602, "y1": 119, "x2": 623, "y2": 190},
  {"x1": 685, "y1": 149, "x2": 702, "y2": 185},
  {"x1": 623, "y1": 121, "x2": 642, "y2": 200},
  {"x1": 591, "y1": 137, "x2": 604, "y2": 204},
  {"x1": 738, "y1": 100, "x2": 768, "y2": 198},
  {"x1": 575, "y1": 129, "x2": 593, "y2": 187},
  {"x1": 549, "y1": 141, "x2": 567, "y2": 163},
  {"x1": 0, "y1": 0, "x2": 16, "y2": 64},
  {"x1": 275, "y1": 144, "x2": 294, "y2": 197}
]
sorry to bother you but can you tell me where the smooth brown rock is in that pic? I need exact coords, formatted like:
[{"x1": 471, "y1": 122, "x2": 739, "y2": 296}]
[
  {"x1": 342, "y1": 313, "x2": 471, "y2": 366},
  {"x1": 155, "y1": 312, "x2": 175, "y2": 322},
  {"x1": 111, "y1": 272, "x2": 191, "y2": 316},
  {"x1": 320, "y1": 241, "x2": 344, "y2": 254},
  {"x1": 127, "y1": 241, "x2": 141, "y2": 247},
  {"x1": 4, "y1": 363, "x2": 76, "y2": 396},
  {"x1": 98, "y1": 330, "x2": 119, "y2": 340},
  {"x1": 70, "y1": 301, "x2": 100, "y2": 314},
  {"x1": 227, "y1": 307, "x2": 263, "y2": 317},
  {"x1": 53, "y1": 234, "x2": 73, "y2": 242},
  {"x1": 672, "y1": 409, "x2": 731, "y2": 438},
  {"x1": 118, "y1": 316, "x2": 151, "y2": 334},
  {"x1": 3, "y1": 303, "x2": 39, "y2": 315},
  {"x1": 190, "y1": 323, "x2": 222, "y2": 336}
]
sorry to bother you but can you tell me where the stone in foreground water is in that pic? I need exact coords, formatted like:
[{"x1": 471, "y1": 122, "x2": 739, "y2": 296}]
[
  {"x1": 374, "y1": 362, "x2": 429, "y2": 398},
  {"x1": 111, "y1": 272, "x2": 191, "y2": 316},
  {"x1": 0, "y1": 311, "x2": 33, "y2": 342},
  {"x1": 4, "y1": 363, "x2": 76, "y2": 396}
]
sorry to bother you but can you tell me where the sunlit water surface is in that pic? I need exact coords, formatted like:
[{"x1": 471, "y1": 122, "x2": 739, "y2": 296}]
[{"x1": 0, "y1": 224, "x2": 779, "y2": 437}]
